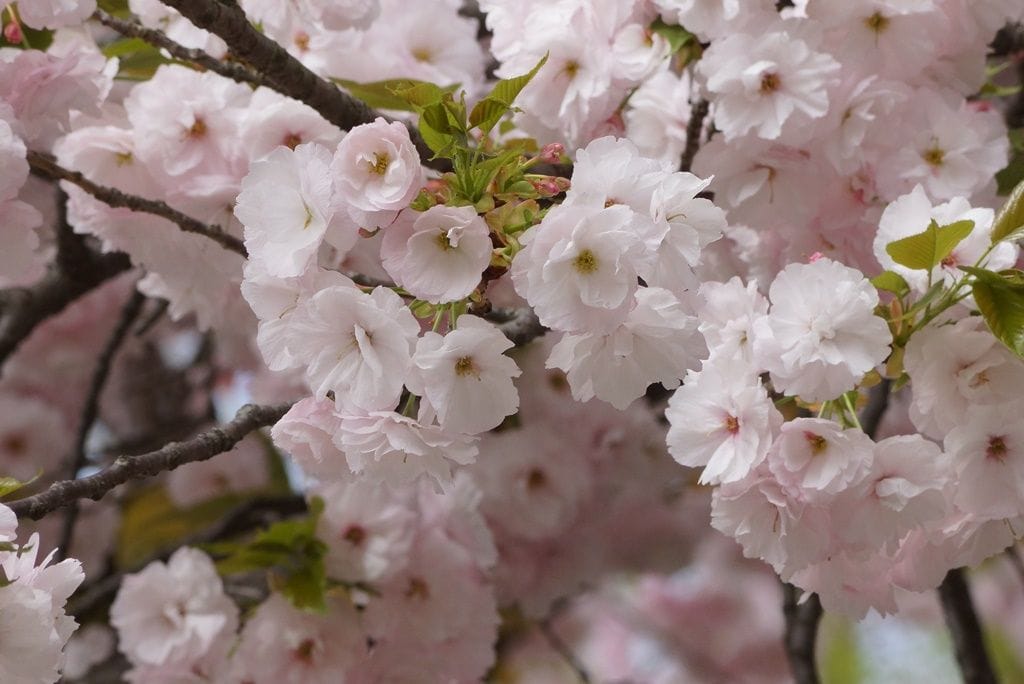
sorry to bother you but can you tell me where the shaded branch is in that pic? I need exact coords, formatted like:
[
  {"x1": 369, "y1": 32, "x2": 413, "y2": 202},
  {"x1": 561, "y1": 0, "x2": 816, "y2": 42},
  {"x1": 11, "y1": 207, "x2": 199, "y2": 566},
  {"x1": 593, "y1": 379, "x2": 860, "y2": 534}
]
[
  {"x1": 28, "y1": 150, "x2": 247, "y2": 257},
  {"x1": 782, "y1": 582, "x2": 823, "y2": 684},
  {"x1": 94, "y1": 9, "x2": 266, "y2": 89},
  {"x1": 8, "y1": 403, "x2": 292, "y2": 521},
  {"x1": 485, "y1": 307, "x2": 547, "y2": 346},
  {"x1": 938, "y1": 568, "x2": 998, "y2": 684},
  {"x1": 860, "y1": 377, "x2": 891, "y2": 439},
  {"x1": 0, "y1": 252, "x2": 131, "y2": 377},
  {"x1": 680, "y1": 98, "x2": 709, "y2": 173},
  {"x1": 157, "y1": 0, "x2": 450, "y2": 171},
  {"x1": 55, "y1": 288, "x2": 147, "y2": 562}
]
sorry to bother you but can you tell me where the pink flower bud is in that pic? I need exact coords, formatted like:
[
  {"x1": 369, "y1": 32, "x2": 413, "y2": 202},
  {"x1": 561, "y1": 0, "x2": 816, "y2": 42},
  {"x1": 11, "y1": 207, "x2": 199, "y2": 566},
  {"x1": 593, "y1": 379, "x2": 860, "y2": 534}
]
[
  {"x1": 808, "y1": 251, "x2": 824, "y2": 263},
  {"x1": 539, "y1": 143, "x2": 564, "y2": 164},
  {"x1": 3, "y1": 21, "x2": 23, "y2": 44}
]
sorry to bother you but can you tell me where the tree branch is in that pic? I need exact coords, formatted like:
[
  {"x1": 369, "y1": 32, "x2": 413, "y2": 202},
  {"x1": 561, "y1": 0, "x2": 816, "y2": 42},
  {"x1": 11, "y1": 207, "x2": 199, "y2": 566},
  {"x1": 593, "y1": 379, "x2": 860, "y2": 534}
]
[
  {"x1": 28, "y1": 150, "x2": 247, "y2": 257},
  {"x1": 937, "y1": 567, "x2": 998, "y2": 684},
  {"x1": 8, "y1": 403, "x2": 292, "y2": 521},
  {"x1": 55, "y1": 288, "x2": 147, "y2": 562},
  {"x1": 485, "y1": 307, "x2": 547, "y2": 346},
  {"x1": 782, "y1": 582, "x2": 823, "y2": 684},
  {"x1": 156, "y1": 0, "x2": 450, "y2": 171},
  {"x1": 0, "y1": 252, "x2": 131, "y2": 377},
  {"x1": 860, "y1": 377, "x2": 891, "y2": 439},
  {"x1": 94, "y1": 9, "x2": 267, "y2": 89},
  {"x1": 680, "y1": 98, "x2": 709, "y2": 173}
]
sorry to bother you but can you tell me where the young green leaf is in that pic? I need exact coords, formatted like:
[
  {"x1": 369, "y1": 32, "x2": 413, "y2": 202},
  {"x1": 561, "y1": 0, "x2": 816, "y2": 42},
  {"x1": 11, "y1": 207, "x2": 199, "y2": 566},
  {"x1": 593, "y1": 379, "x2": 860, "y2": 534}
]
[
  {"x1": 870, "y1": 271, "x2": 910, "y2": 296},
  {"x1": 972, "y1": 279, "x2": 1024, "y2": 358},
  {"x1": 650, "y1": 19, "x2": 697, "y2": 55},
  {"x1": 332, "y1": 78, "x2": 448, "y2": 112},
  {"x1": 885, "y1": 219, "x2": 974, "y2": 270},
  {"x1": 991, "y1": 178, "x2": 1024, "y2": 244},
  {"x1": 469, "y1": 54, "x2": 549, "y2": 135}
]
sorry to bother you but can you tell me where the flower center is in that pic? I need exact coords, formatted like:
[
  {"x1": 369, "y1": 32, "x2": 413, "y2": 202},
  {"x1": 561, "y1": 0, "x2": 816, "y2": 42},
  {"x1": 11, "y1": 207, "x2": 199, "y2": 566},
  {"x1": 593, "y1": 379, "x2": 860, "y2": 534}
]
[
  {"x1": 343, "y1": 525, "x2": 366, "y2": 546},
  {"x1": 188, "y1": 117, "x2": 207, "y2": 139},
  {"x1": 369, "y1": 152, "x2": 390, "y2": 176},
  {"x1": 114, "y1": 151, "x2": 133, "y2": 166},
  {"x1": 294, "y1": 638, "x2": 317, "y2": 663},
  {"x1": 405, "y1": 577, "x2": 430, "y2": 601},
  {"x1": 412, "y1": 47, "x2": 433, "y2": 63},
  {"x1": 2, "y1": 434, "x2": 26, "y2": 456},
  {"x1": 987, "y1": 436, "x2": 1008, "y2": 462},
  {"x1": 760, "y1": 73, "x2": 781, "y2": 94},
  {"x1": 526, "y1": 467, "x2": 547, "y2": 490},
  {"x1": 573, "y1": 249, "x2": 599, "y2": 275},
  {"x1": 283, "y1": 133, "x2": 303, "y2": 149},
  {"x1": 454, "y1": 356, "x2": 478, "y2": 377},
  {"x1": 864, "y1": 11, "x2": 890, "y2": 33},
  {"x1": 923, "y1": 147, "x2": 945, "y2": 167},
  {"x1": 723, "y1": 415, "x2": 740, "y2": 435},
  {"x1": 804, "y1": 431, "x2": 828, "y2": 456}
]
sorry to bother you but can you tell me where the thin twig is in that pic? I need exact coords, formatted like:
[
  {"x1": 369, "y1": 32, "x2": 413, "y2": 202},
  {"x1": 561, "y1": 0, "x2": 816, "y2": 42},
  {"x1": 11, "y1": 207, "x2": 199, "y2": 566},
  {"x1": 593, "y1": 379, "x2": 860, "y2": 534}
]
[
  {"x1": 680, "y1": 98, "x2": 709, "y2": 173},
  {"x1": 538, "y1": 610, "x2": 590, "y2": 683},
  {"x1": 94, "y1": 9, "x2": 267, "y2": 88},
  {"x1": 8, "y1": 403, "x2": 292, "y2": 520},
  {"x1": 782, "y1": 582, "x2": 823, "y2": 684},
  {"x1": 28, "y1": 150, "x2": 247, "y2": 257},
  {"x1": 937, "y1": 567, "x2": 998, "y2": 684},
  {"x1": 55, "y1": 288, "x2": 147, "y2": 562},
  {"x1": 156, "y1": 0, "x2": 451, "y2": 171}
]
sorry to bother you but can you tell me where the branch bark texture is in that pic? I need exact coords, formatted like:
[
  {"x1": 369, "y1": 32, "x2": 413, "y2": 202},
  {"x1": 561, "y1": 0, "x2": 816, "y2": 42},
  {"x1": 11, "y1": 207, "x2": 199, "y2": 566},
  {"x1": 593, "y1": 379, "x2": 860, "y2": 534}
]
[
  {"x1": 28, "y1": 150, "x2": 247, "y2": 257},
  {"x1": 938, "y1": 567, "x2": 998, "y2": 684},
  {"x1": 156, "y1": 0, "x2": 448, "y2": 169},
  {"x1": 9, "y1": 403, "x2": 292, "y2": 521}
]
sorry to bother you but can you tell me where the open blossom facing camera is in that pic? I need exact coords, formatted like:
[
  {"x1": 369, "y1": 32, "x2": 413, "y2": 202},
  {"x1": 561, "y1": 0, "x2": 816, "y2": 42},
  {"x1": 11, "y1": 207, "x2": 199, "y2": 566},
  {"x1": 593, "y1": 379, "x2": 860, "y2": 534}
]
[
  {"x1": 666, "y1": 360, "x2": 781, "y2": 485},
  {"x1": 697, "y1": 30, "x2": 840, "y2": 141},
  {"x1": 381, "y1": 205, "x2": 493, "y2": 303},
  {"x1": 331, "y1": 117, "x2": 423, "y2": 215},
  {"x1": 754, "y1": 258, "x2": 891, "y2": 403},
  {"x1": 511, "y1": 202, "x2": 654, "y2": 333},
  {"x1": 110, "y1": 547, "x2": 238, "y2": 670},
  {"x1": 287, "y1": 281, "x2": 419, "y2": 410},
  {"x1": 409, "y1": 315, "x2": 521, "y2": 435}
]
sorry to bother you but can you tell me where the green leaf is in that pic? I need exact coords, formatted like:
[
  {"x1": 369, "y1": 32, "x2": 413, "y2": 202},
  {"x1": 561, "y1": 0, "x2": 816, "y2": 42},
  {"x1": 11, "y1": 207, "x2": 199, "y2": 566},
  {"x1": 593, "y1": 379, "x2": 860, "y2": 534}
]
[
  {"x1": 116, "y1": 487, "x2": 247, "y2": 568},
  {"x1": 820, "y1": 617, "x2": 864, "y2": 684},
  {"x1": 650, "y1": 19, "x2": 697, "y2": 55},
  {"x1": 991, "y1": 178, "x2": 1024, "y2": 244},
  {"x1": 972, "y1": 278, "x2": 1024, "y2": 358},
  {"x1": 101, "y1": 37, "x2": 170, "y2": 81},
  {"x1": 418, "y1": 116, "x2": 455, "y2": 157},
  {"x1": 0, "y1": 472, "x2": 38, "y2": 499},
  {"x1": 885, "y1": 219, "x2": 975, "y2": 271},
  {"x1": 469, "y1": 54, "x2": 548, "y2": 135},
  {"x1": 210, "y1": 497, "x2": 328, "y2": 612},
  {"x1": 331, "y1": 78, "x2": 448, "y2": 112},
  {"x1": 905, "y1": 280, "x2": 946, "y2": 316},
  {"x1": 870, "y1": 271, "x2": 910, "y2": 296},
  {"x1": 421, "y1": 101, "x2": 459, "y2": 135}
]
